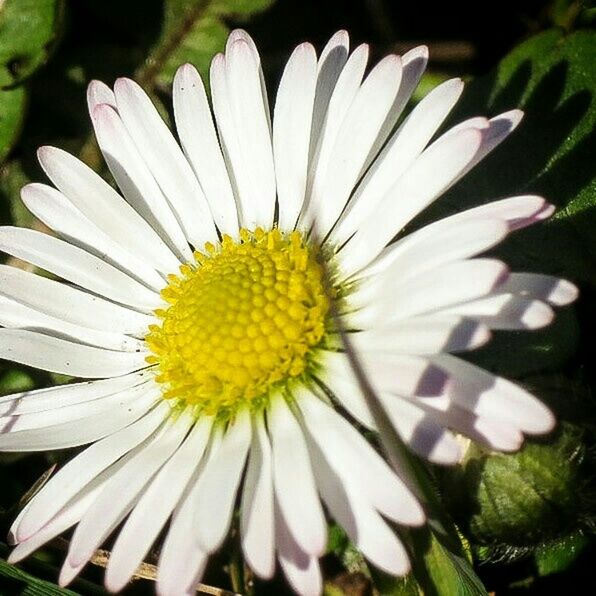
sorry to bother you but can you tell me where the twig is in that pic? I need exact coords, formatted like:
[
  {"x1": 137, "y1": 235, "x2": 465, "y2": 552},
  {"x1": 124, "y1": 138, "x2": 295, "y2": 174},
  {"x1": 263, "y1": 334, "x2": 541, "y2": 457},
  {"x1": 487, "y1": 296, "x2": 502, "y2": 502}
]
[
  {"x1": 136, "y1": 0, "x2": 209, "y2": 89},
  {"x1": 87, "y1": 549, "x2": 240, "y2": 596},
  {"x1": 392, "y1": 40, "x2": 476, "y2": 63}
]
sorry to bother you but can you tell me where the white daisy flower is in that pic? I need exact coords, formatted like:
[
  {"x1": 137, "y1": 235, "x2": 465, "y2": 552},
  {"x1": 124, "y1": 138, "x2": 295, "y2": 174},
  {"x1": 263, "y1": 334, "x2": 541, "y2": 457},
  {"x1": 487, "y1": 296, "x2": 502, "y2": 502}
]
[{"x1": 0, "y1": 29, "x2": 577, "y2": 595}]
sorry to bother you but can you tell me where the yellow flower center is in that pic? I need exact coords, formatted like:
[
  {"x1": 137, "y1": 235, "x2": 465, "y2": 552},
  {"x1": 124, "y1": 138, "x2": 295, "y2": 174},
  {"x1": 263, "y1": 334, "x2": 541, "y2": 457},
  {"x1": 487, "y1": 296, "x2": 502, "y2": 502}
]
[{"x1": 146, "y1": 228, "x2": 330, "y2": 416}]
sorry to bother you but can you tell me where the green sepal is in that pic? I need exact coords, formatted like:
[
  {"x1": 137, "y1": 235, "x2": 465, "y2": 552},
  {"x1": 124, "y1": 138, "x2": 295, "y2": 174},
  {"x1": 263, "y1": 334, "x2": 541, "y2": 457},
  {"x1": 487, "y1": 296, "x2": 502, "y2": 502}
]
[{"x1": 439, "y1": 423, "x2": 590, "y2": 550}]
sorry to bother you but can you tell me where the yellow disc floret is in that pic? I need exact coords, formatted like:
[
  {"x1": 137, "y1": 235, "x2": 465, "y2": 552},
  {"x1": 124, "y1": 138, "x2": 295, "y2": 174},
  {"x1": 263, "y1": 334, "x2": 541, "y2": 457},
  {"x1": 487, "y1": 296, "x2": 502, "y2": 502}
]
[{"x1": 146, "y1": 228, "x2": 330, "y2": 416}]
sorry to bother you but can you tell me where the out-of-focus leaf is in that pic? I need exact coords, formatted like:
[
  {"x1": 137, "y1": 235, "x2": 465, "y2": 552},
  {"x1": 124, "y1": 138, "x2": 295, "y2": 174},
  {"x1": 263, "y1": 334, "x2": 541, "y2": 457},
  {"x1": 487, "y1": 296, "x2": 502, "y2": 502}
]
[
  {"x1": 534, "y1": 532, "x2": 591, "y2": 576},
  {"x1": 547, "y1": 0, "x2": 584, "y2": 29},
  {"x1": 411, "y1": 71, "x2": 451, "y2": 103},
  {"x1": 0, "y1": 86, "x2": 25, "y2": 163},
  {"x1": 138, "y1": 0, "x2": 275, "y2": 91},
  {"x1": 0, "y1": 0, "x2": 65, "y2": 87},
  {"x1": 211, "y1": 0, "x2": 275, "y2": 15},
  {"x1": 0, "y1": 368, "x2": 35, "y2": 394},
  {"x1": 0, "y1": 159, "x2": 32, "y2": 225}
]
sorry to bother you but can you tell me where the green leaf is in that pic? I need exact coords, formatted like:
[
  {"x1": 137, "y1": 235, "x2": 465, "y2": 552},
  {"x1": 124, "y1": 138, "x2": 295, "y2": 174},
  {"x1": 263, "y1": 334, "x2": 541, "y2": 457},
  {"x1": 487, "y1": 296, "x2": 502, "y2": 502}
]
[
  {"x1": 375, "y1": 528, "x2": 486, "y2": 596},
  {"x1": 137, "y1": 0, "x2": 275, "y2": 91},
  {"x1": 534, "y1": 532, "x2": 591, "y2": 576},
  {"x1": 417, "y1": 530, "x2": 487, "y2": 596},
  {"x1": 418, "y1": 29, "x2": 596, "y2": 283},
  {"x1": 0, "y1": 86, "x2": 25, "y2": 163},
  {"x1": 0, "y1": 557, "x2": 78, "y2": 596},
  {"x1": 0, "y1": 0, "x2": 65, "y2": 87}
]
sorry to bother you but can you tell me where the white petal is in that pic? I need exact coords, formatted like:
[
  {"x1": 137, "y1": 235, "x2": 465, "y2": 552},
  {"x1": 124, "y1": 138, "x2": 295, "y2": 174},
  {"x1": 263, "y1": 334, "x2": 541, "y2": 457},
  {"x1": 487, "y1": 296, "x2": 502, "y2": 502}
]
[
  {"x1": 316, "y1": 350, "x2": 375, "y2": 428},
  {"x1": 273, "y1": 43, "x2": 318, "y2": 231},
  {"x1": 156, "y1": 432, "x2": 219, "y2": 596},
  {"x1": 9, "y1": 481, "x2": 104, "y2": 565},
  {"x1": 460, "y1": 110, "x2": 524, "y2": 176},
  {"x1": 1, "y1": 380, "x2": 158, "y2": 433},
  {"x1": 352, "y1": 316, "x2": 491, "y2": 354},
  {"x1": 0, "y1": 227, "x2": 160, "y2": 310},
  {"x1": 56, "y1": 440, "x2": 162, "y2": 588},
  {"x1": 339, "y1": 127, "x2": 484, "y2": 276},
  {"x1": 415, "y1": 397, "x2": 524, "y2": 452},
  {"x1": 240, "y1": 414, "x2": 275, "y2": 579},
  {"x1": 0, "y1": 328, "x2": 149, "y2": 378},
  {"x1": 275, "y1": 501, "x2": 322, "y2": 596},
  {"x1": 224, "y1": 38, "x2": 276, "y2": 228},
  {"x1": 0, "y1": 295, "x2": 144, "y2": 352},
  {"x1": 157, "y1": 540, "x2": 207, "y2": 596},
  {"x1": 442, "y1": 293, "x2": 554, "y2": 330},
  {"x1": 332, "y1": 78, "x2": 464, "y2": 246},
  {"x1": 353, "y1": 258, "x2": 508, "y2": 325},
  {"x1": 114, "y1": 78, "x2": 217, "y2": 248},
  {"x1": 12, "y1": 402, "x2": 168, "y2": 541},
  {"x1": 21, "y1": 183, "x2": 165, "y2": 291},
  {"x1": 430, "y1": 354, "x2": 555, "y2": 435},
  {"x1": 309, "y1": 439, "x2": 411, "y2": 575},
  {"x1": 498, "y1": 273, "x2": 578, "y2": 306},
  {"x1": 312, "y1": 54, "x2": 403, "y2": 237},
  {"x1": 209, "y1": 53, "x2": 253, "y2": 227},
  {"x1": 36, "y1": 145, "x2": 179, "y2": 274},
  {"x1": 66, "y1": 414, "x2": 192, "y2": 571},
  {"x1": 268, "y1": 396, "x2": 327, "y2": 556},
  {"x1": 226, "y1": 30, "x2": 271, "y2": 123},
  {"x1": 106, "y1": 415, "x2": 213, "y2": 593},
  {"x1": 310, "y1": 30, "x2": 350, "y2": 156},
  {"x1": 378, "y1": 393, "x2": 462, "y2": 464},
  {"x1": 301, "y1": 44, "x2": 369, "y2": 226},
  {"x1": 0, "y1": 264, "x2": 154, "y2": 335},
  {"x1": 193, "y1": 410, "x2": 251, "y2": 552},
  {"x1": 87, "y1": 80, "x2": 116, "y2": 111},
  {"x1": 173, "y1": 64, "x2": 239, "y2": 238},
  {"x1": 362, "y1": 44, "x2": 429, "y2": 169},
  {"x1": 91, "y1": 103, "x2": 191, "y2": 260},
  {"x1": 0, "y1": 371, "x2": 149, "y2": 416},
  {"x1": 363, "y1": 351, "x2": 449, "y2": 397},
  {"x1": 299, "y1": 388, "x2": 424, "y2": 526},
  {"x1": 360, "y1": 218, "x2": 509, "y2": 280},
  {"x1": 0, "y1": 384, "x2": 160, "y2": 451},
  {"x1": 424, "y1": 194, "x2": 553, "y2": 232}
]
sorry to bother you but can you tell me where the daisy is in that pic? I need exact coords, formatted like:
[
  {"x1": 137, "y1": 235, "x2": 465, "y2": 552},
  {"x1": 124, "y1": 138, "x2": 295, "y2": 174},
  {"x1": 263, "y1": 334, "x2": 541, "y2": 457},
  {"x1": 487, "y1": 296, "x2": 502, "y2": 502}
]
[{"x1": 0, "y1": 29, "x2": 577, "y2": 596}]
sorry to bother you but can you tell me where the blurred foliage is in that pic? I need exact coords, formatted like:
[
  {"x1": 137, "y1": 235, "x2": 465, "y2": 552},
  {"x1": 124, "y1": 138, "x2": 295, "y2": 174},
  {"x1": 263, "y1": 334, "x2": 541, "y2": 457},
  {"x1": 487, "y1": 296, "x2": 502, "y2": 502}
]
[
  {"x1": 139, "y1": 0, "x2": 275, "y2": 91},
  {"x1": 0, "y1": 0, "x2": 595, "y2": 594},
  {"x1": 0, "y1": 0, "x2": 64, "y2": 87},
  {"x1": 0, "y1": 85, "x2": 24, "y2": 163}
]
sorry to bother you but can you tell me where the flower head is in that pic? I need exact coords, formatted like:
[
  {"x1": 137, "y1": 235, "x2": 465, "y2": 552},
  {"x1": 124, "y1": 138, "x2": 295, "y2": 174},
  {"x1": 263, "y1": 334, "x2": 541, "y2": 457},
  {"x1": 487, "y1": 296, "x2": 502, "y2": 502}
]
[{"x1": 0, "y1": 29, "x2": 577, "y2": 595}]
